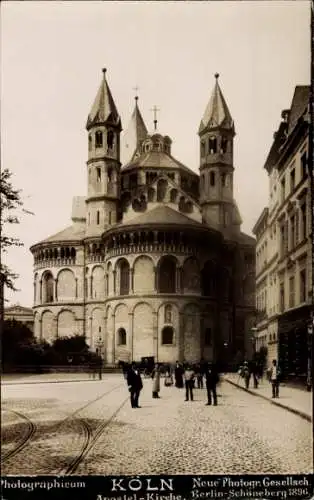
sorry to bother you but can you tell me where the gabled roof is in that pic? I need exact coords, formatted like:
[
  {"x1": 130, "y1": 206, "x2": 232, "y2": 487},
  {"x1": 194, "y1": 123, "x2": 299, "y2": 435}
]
[
  {"x1": 117, "y1": 205, "x2": 203, "y2": 228},
  {"x1": 122, "y1": 150, "x2": 198, "y2": 176},
  {"x1": 86, "y1": 69, "x2": 121, "y2": 130},
  {"x1": 199, "y1": 74, "x2": 234, "y2": 134},
  {"x1": 33, "y1": 225, "x2": 85, "y2": 246}
]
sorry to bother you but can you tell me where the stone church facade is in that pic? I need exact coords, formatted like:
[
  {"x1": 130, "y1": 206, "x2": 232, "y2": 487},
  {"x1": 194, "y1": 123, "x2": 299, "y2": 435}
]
[{"x1": 30, "y1": 69, "x2": 255, "y2": 365}]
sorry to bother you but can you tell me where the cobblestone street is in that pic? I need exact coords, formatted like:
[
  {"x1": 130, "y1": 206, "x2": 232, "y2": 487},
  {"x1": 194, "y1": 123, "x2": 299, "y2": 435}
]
[{"x1": 1, "y1": 374, "x2": 312, "y2": 475}]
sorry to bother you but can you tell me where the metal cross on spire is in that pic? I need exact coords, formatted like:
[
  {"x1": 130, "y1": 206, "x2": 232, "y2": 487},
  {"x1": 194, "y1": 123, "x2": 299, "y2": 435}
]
[
  {"x1": 133, "y1": 85, "x2": 140, "y2": 102},
  {"x1": 151, "y1": 105, "x2": 160, "y2": 131}
]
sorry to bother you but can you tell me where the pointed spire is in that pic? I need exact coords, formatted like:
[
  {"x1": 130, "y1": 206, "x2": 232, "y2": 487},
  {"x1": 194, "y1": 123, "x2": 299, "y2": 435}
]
[
  {"x1": 199, "y1": 73, "x2": 234, "y2": 134},
  {"x1": 123, "y1": 95, "x2": 148, "y2": 162},
  {"x1": 86, "y1": 68, "x2": 121, "y2": 130}
]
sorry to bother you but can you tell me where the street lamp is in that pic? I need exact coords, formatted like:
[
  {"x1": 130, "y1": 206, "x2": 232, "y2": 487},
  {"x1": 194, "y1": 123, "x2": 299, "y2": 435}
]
[{"x1": 95, "y1": 335, "x2": 104, "y2": 380}]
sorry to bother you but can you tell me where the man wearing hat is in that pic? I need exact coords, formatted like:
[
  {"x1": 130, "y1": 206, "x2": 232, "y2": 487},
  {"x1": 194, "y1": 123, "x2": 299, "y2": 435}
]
[{"x1": 127, "y1": 362, "x2": 143, "y2": 408}]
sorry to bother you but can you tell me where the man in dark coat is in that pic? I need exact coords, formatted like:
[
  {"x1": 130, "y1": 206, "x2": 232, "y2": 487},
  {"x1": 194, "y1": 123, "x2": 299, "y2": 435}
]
[
  {"x1": 174, "y1": 361, "x2": 184, "y2": 388},
  {"x1": 205, "y1": 362, "x2": 219, "y2": 406},
  {"x1": 127, "y1": 362, "x2": 143, "y2": 408}
]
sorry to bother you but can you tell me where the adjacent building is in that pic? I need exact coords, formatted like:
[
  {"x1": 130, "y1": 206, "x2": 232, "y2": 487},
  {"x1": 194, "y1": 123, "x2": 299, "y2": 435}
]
[
  {"x1": 4, "y1": 304, "x2": 34, "y2": 332},
  {"x1": 253, "y1": 85, "x2": 312, "y2": 382},
  {"x1": 30, "y1": 69, "x2": 255, "y2": 366}
]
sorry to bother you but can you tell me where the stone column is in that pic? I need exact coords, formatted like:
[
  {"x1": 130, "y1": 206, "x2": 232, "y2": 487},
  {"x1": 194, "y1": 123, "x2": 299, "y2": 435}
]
[
  {"x1": 176, "y1": 266, "x2": 182, "y2": 293},
  {"x1": 113, "y1": 270, "x2": 117, "y2": 295},
  {"x1": 130, "y1": 269, "x2": 134, "y2": 294},
  {"x1": 39, "y1": 318, "x2": 43, "y2": 341},
  {"x1": 53, "y1": 317, "x2": 58, "y2": 341},
  {"x1": 40, "y1": 280, "x2": 43, "y2": 304},
  {"x1": 128, "y1": 312, "x2": 133, "y2": 362},
  {"x1": 75, "y1": 278, "x2": 78, "y2": 299},
  {"x1": 153, "y1": 311, "x2": 158, "y2": 362},
  {"x1": 154, "y1": 267, "x2": 158, "y2": 291},
  {"x1": 54, "y1": 279, "x2": 58, "y2": 302}
]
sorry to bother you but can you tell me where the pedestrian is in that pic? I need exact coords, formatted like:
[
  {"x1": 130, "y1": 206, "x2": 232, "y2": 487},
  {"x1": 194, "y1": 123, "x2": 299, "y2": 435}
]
[
  {"x1": 195, "y1": 364, "x2": 204, "y2": 389},
  {"x1": 174, "y1": 361, "x2": 184, "y2": 388},
  {"x1": 205, "y1": 362, "x2": 219, "y2": 406},
  {"x1": 151, "y1": 363, "x2": 161, "y2": 398},
  {"x1": 250, "y1": 360, "x2": 259, "y2": 389},
  {"x1": 184, "y1": 364, "x2": 195, "y2": 401},
  {"x1": 270, "y1": 359, "x2": 280, "y2": 398},
  {"x1": 242, "y1": 361, "x2": 250, "y2": 389},
  {"x1": 127, "y1": 362, "x2": 143, "y2": 408},
  {"x1": 164, "y1": 366, "x2": 173, "y2": 387}
]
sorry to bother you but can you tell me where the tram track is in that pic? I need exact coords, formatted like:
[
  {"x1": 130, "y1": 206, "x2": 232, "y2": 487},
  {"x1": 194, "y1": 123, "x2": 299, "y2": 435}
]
[
  {"x1": 1, "y1": 381, "x2": 126, "y2": 467},
  {"x1": 62, "y1": 393, "x2": 130, "y2": 475},
  {"x1": 1, "y1": 409, "x2": 37, "y2": 463}
]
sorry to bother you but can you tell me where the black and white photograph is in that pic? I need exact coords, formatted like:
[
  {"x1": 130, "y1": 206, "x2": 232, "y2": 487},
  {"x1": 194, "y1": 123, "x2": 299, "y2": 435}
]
[{"x1": 1, "y1": 0, "x2": 313, "y2": 493}]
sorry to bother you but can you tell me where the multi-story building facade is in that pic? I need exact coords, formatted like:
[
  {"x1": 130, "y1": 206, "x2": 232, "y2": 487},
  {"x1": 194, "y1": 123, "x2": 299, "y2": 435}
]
[
  {"x1": 30, "y1": 69, "x2": 256, "y2": 366},
  {"x1": 253, "y1": 86, "x2": 312, "y2": 381},
  {"x1": 4, "y1": 304, "x2": 34, "y2": 332}
]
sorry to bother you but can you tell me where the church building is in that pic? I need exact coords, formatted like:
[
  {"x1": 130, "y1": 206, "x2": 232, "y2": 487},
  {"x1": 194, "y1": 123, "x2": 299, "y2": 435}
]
[{"x1": 30, "y1": 69, "x2": 256, "y2": 365}]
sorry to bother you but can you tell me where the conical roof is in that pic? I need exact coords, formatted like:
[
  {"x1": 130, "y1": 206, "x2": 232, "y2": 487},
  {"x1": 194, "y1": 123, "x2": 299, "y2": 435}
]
[
  {"x1": 86, "y1": 68, "x2": 121, "y2": 130},
  {"x1": 123, "y1": 97, "x2": 148, "y2": 161},
  {"x1": 199, "y1": 74, "x2": 234, "y2": 134}
]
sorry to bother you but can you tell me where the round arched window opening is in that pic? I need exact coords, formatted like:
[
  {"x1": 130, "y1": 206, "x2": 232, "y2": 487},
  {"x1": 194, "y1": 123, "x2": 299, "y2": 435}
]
[
  {"x1": 117, "y1": 328, "x2": 127, "y2": 346},
  {"x1": 161, "y1": 326, "x2": 174, "y2": 345}
]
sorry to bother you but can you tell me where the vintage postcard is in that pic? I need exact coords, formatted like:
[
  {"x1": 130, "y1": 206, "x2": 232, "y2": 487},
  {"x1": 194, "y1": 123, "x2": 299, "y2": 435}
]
[{"x1": 1, "y1": 1, "x2": 312, "y2": 499}]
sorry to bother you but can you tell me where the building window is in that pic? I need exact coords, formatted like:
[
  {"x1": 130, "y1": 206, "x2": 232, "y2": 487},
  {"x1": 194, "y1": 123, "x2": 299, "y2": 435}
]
[
  {"x1": 164, "y1": 304, "x2": 172, "y2": 323},
  {"x1": 221, "y1": 137, "x2": 228, "y2": 153},
  {"x1": 117, "y1": 328, "x2": 126, "y2": 345},
  {"x1": 119, "y1": 260, "x2": 130, "y2": 295},
  {"x1": 95, "y1": 131, "x2": 103, "y2": 148},
  {"x1": 301, "y1": 203, "x2": 307, "y2": 240},
  {"x1": 108, "y1": 212, "x2": 112, "y2": 225},
  {"x1": 208, "y1": 137, "x2": 217, "y2": 154},
  {"x1": 96, "y1": 167, "x2": 101, "y2": 182},
  {"x1": 88, "y1": 134, "x2": 92, "y2": 151},
  {"x1": 280, "y1": 282, "x2": 285, "y2": 312},
  {"x1": 97, "y1": 211, "x2": 100, "y2": 225},
  {"x1": 222, "y1": 173, "x2": 226, "y2": 187},
  {"x1": 107, "y1": 130, "x2": 114, "y2": 150},
  {"x1": 289, "y1": 276, "x2": 295, "y2": 308},
  {"x1": 301, "y1": 152, "x2": 307, "y2": 178},
  {"x1": 290, "y1": 169, "x2": 295, "y2": 192},
  {"x1": 43, "y1": 272, "x2": 54, "y2": 303},
  {"x1": 280, "y1": 224, "x2": 285, "y2": 257},
  {"x1": 108, "y1": 167, "x2": 113, "y2": 183},
  {"x1": 204, "y1": 328, "x2": 212, "y2": 346},
  {"x1": 161, "y1": 326, "x2": 174, "y2": 345},
  {"x1": 210, "y1": 172, "x2": 215, "y2": 186},
  {"x1": 284, "y1": 220, "x2": 288, "y2": 255},
  {"x1": 201, "y1": 142, "x2": 205, "y2": 157},
  {"x1": 300, "y1": 269, "x2": 306, "y2": 303},
  {"x1": 281, "y1": 177, "x2": 285, "y2": 203}
]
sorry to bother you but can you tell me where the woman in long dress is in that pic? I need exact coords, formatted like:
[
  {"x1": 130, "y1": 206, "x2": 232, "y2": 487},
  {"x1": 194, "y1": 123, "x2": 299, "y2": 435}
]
[
  {"x1": 151, "y1": 363, "x2": 161, "y2": 398},
  {"x1": 174, "y1": 361, "x2": 184, "y2": 388}
]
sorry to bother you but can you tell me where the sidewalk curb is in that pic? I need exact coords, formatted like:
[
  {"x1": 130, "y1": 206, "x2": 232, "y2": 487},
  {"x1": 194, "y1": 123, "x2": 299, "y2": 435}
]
[
  {"x1": 2, "y1": 378, "x2": 101, "y2": 386},
  {"x1": 224, "y1": 377, "x2": 312, "y2": 423}
]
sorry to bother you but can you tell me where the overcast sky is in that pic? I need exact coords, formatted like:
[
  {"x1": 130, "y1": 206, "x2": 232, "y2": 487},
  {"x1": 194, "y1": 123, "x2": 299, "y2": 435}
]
[{"x1": 1, "y1": 1, "x2": 310, "y2": 307}]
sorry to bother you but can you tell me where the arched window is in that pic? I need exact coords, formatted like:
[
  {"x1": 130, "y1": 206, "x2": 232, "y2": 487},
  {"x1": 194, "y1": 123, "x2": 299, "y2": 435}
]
[
  {"x1": 158, "y1": 257, "x2": 176, "y2": 293},
  {"x1": 97, "y1": 167, "x2": 101, "y2": 182},
  {"x1": 157, "y1": 179, "x2": 167, "y2": 202},
  {"x1": 209, "y1": 137, "x2": 217, "y2": 154},
  {"x1": 88, "y1": 134, "x2": 92, "y2": 151},
  {"x1": 170, "y1": 189, "x2": 178, "y2": 203},
  {"x1": 221, "y1": 137, "x2": 228, "y2": 153},
  {"x1": 97, "y1": 211, "x2": 100, "y2": 225},
  {"x1": 148, "y1": 187, "x2": 155, "y2": 202},
  {"x1": 95, "y1": 131, "x2": 103, "y2": 148},
  {"x1": 210, "y1": 172, "x2": 215, "y2": 186},
  {"x1": 43, "y1": 272, "x2": 54, "y2": 303},
  {"x1": 117, "y1": 328, "x2": 126, "y2": 345},
  {"x1": 162, "y1": 326, "x2": 174, "y2": 345},
  {"x1": 164, "y1": 304, "x2": 172, "y2": 323},
  {"x1": 107, "y1": 167, "x2": 113, "y2": 183},
  {"x1": 107, "y1": 130, "x2": 114, "y2": 150},
  {"x1": 119, "y1": 260, "x2": 130, "y2": 295}
]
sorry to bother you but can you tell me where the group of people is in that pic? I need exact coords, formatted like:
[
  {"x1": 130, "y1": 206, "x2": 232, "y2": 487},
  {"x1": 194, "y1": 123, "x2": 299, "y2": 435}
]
[
  {"x1": 239, "y1": 359, "x2": 281, "y2": 398},
  {"x1": 125, "y1": 360, "x2": 220, "y2": 409}
]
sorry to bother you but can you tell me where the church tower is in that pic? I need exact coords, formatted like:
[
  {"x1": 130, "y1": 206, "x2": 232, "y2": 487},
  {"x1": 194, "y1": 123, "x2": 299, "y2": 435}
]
[
  {"x1": 199, "y1": 74, "x2": 235, "y2": 230},
  {"x1": 85, "y1": 68, "x2": 122, "y2": 236}
]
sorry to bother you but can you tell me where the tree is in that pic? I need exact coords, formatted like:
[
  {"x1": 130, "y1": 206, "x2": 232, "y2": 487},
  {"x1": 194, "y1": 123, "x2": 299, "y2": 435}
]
[{"x1": 0, "y1": 169, "x2": 33, "y2": 318}]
